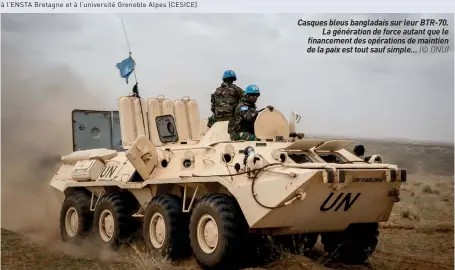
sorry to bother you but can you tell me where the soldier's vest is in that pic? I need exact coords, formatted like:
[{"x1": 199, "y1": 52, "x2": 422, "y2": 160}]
[
  {"x1": 228, "y1": 101, "x2": 255, "y2": 135},
  {"x1": 227, "y1": 115, "x2": 241, "y2": 134},
  {"x1": 213, "y1": 87, "x2": 240, "y2": 121}
]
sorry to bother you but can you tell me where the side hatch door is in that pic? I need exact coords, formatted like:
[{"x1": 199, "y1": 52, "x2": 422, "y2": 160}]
[{"x1": 72, "y1": 109, "x2": 122, "y2": 151}]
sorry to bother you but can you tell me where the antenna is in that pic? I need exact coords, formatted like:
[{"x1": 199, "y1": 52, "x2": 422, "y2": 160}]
[{"x1": 120, "y1": 17, "x2": 147, "y2": 138}]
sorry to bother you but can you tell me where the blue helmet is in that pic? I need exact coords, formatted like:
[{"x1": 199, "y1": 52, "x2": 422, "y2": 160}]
[
  {"x1": 245, "y1": 84, "x2": 260, "y2": 95},
  {"x1": 222, "y1": 70, "x2": 237, "y2": 81}
]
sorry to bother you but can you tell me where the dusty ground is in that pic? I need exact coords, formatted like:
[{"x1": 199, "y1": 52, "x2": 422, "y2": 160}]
[{"x1": 1, "y1": 139, "x2": 454, "y2": 270}]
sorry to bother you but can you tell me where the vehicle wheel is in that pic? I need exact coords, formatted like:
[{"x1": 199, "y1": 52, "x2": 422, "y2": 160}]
[
  {"x1": 93, "y1": 191, "x2": 139, "y2": 249},
  {"x1": 189, "y1": 193, "x2": 247, "y2": 269},
  {"x1": 59, "y1": 190, "x2": 93, "y2": 244},
  {"x1": 142, "y1": 194, "x2": 190, "y2": 259},
  {"x1": 321, "y1": 222, "x2": 379, "y2": 264}
]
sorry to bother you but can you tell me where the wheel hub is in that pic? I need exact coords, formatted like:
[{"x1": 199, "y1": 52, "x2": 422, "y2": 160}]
[
  {"x1": 197, "y1": 214, "x2": 219, "y2": 254},
  {"x1": 149, "y1": 212, "x2": 166, "y2": 248},
  {"x1": 99, "y1": 209, "x2": 115, "y2": 242},
  {"x1": 64, "y1": 207, "x2": 79, "y2": 237}
]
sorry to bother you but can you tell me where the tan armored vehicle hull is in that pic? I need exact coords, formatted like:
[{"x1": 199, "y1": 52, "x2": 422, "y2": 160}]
[{"x1": 50, "y1": 95, "x2": 405, "y2": 269}]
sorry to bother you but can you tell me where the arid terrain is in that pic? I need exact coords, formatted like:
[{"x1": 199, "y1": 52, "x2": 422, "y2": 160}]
[{"x1": 1, "y1": 134, "x2": 454, "y2": 269}]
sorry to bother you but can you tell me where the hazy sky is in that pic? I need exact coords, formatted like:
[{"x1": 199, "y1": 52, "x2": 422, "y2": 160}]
[{"x1": 2, "y1": 13, "x2": 454, "y2": 143}]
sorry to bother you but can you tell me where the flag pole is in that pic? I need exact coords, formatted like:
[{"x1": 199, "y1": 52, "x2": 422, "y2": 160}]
[
  {"x1": 121, "y1": 18, "x2": 139, "y2": 84},
  {"x1": 120, "y1": 17, "x2": 146, "y2": 137}
]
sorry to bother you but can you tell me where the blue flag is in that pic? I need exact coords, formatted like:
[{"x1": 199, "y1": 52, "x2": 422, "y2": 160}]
[{"x1": 116, "y1": 56, "x2": 135, "y2": 84}]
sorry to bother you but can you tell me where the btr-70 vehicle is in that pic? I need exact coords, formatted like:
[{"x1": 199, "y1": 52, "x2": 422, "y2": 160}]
[{"x1": 50, "y1": 95, "x2": 405, "y2": 269}]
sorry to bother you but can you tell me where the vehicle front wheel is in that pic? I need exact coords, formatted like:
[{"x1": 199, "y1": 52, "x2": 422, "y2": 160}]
[{"x1": 321, "y1": 222, "x2": 379, "y2": 264}]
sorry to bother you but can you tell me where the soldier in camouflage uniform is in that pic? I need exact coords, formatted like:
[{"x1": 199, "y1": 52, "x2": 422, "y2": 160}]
[
  {"x1": 228, "y1": 84, "x2": 274, "y2": 141},
  {"x1": 207, "y1": 70, "x2": 244, "y2": 128}
]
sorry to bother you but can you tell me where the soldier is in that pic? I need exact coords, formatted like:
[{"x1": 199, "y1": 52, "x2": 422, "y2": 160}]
[
  {"x1": 207, "y1": 70, "x2": 244, "y2": 128},
  {"x1": 228, "y1": 84, "x2": 274, "y2": 141}
]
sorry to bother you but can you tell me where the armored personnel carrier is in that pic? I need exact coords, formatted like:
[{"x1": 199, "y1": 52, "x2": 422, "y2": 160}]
[{"x1": 51, "y1": 95, "x2": 405, "y2": 269}]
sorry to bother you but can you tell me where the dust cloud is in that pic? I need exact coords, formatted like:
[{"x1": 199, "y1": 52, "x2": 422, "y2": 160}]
[
  {"x1": 1, "y1": 15, "x2": 145, "y2": 262},
  {"x1": 0, "y1": 41, "x2": 106, "y2": 241}
]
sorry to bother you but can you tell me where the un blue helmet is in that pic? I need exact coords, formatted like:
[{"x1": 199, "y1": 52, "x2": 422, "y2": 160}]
[
  {"x1": 245, "y1": 84, "x2": 260, "y2": 95},
  {"x1": 222, "y1": 70, "x2": 237, "y2": 81}
]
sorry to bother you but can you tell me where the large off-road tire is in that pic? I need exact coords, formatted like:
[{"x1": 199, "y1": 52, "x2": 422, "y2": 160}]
[
  {"x1": 189, "y1": 193, "x2": 248, "y2": 269},
  {"x1": 93, "y1": 191, "x2": 139, "y2": 249},
  {"x1": 272, "y1": 233, "x2": 319, "y2": 256},
  {"x1": 321, "y1": 222, "x2": 379, "y2": 264},
  {"x1": 142, "y1": 194, "x2": 190, "y2": 260},
  {"x1": 59, "y1": 190, "x2": 93, "y2": 244}
]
